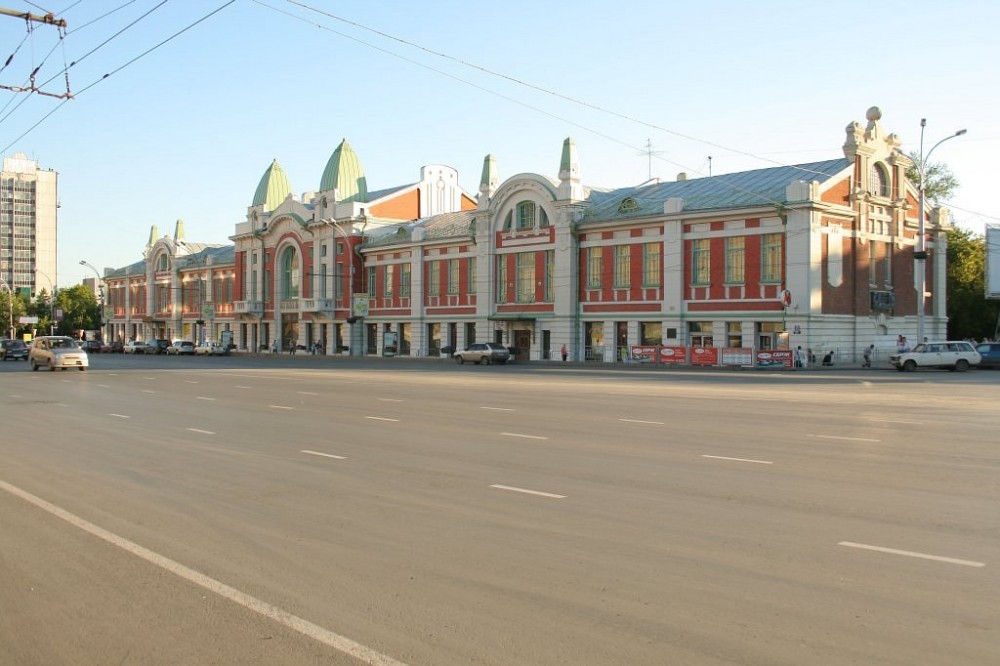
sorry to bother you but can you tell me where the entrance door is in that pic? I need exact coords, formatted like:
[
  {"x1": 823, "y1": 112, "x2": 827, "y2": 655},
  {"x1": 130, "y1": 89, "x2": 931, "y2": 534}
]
[{"x1": 514, "y1": 330, "x2": 531, "y2": 361}]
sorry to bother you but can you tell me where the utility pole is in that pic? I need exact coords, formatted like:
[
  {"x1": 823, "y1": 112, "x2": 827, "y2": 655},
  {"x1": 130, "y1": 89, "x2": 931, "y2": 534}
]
[{"x1": 0, "y1": 7, "x2": 67, "y2": 27}]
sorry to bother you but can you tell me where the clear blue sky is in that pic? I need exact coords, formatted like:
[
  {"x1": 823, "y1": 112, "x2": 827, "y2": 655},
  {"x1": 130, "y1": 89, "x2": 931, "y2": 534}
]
[{"x1": 2, "y1": 0, "x2": 997, "y2": 289}]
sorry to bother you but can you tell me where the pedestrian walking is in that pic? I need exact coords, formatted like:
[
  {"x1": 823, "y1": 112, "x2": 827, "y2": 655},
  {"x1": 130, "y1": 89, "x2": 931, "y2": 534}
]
[
  {"x1": 794, "y1": 346, "x2": 805, "y2": 368},
  {"x1": 863, "y1": 344, "x2": 873, "y2": 368},
  {"x1": 561, "y1": 343, "x2": 568, "y2": 362}
]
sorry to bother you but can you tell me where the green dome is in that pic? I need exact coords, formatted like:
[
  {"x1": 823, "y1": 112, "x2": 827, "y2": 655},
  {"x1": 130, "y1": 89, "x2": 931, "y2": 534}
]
[
  {"x1": 319, "y1": 138, "x2": 368, "y2": 203},
  {"x1": 252, "y1": 159, "x2": 292, "y2": 211}
]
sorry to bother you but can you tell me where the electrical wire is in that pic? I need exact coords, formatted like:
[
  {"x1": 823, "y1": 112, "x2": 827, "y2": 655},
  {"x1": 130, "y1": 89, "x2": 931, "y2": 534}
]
[{"x1": 0, "y1": 1, "x2": 236, "y2": 154}]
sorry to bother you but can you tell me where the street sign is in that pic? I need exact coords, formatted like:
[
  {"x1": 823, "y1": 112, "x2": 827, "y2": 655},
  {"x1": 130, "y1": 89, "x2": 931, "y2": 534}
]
[
  {"x1": 352, "y1": 294, "x2": 369, "y2": 318},
  {"x1": 19, "y1": 316, "x2": 39, "y2": 324}
]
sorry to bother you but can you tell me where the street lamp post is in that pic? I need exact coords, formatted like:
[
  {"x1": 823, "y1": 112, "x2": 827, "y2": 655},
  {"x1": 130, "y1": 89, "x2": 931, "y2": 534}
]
[
  {"x1": 318, "y1": 218, "x2": 355, "y2": 356},
  {"x1": 80, "y1": 260, "x2": 106, "y2": 340},
  {"x1": 916, "y1": 120, "x2": 967, "y2": 344}
]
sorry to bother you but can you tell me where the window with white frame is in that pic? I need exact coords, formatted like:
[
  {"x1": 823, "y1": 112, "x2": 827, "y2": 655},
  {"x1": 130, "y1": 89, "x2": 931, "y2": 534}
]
[
  {"x1": 516, "y1": 252, "x2": 535, "y2": 303},
  {"x1": 496, "y1": 255, "x2": 508, "y2": 303},
  {"x1": 401, "y1": 262, "x2": 411, "y2": 297},
  {"x1": 468, "y1": 257, "x2": 477, "y2": 292},
  {"x1": 691, "y1": 239, "x2": 710, "y2": 285},
  {"x1": 384, "y1": 264, "x2": 394, "y2": 298},
  {"x1": 869, "y1": 162, "x2": 890, "y2": 197},
  {"x1": 428, "y1": 261, "x2": 441, "y2": 297},
  {"x1": 614, "y1": 245, "x2": 630, "y2": 288},
  {"x1": 587, "y1": 246, "x2": 602, "y2": 289},
  {"x1": 761, "y1": 233, "x2": 782, "y2": 283},
  {"x1": 448, "y1": 258, "x2": 459, "y2": 294},
  {"x1": 516, "y1": 201, "x2": 535, "y2": 230},
  {"x1": 725, "y1": 236, "x2": 745, "y2": 284},
  {"x1": 643, "y1": 242, "x2": 661, "y2": 287},
  {"x1": 367, "y1": 266, "x2": 376, "y2": 297},
  {"x1": 545, "y1": 250, "x2": 554, "y2": 301}
]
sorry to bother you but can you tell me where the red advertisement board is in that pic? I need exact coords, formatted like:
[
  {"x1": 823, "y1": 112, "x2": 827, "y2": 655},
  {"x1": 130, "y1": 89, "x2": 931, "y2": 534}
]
[
  {"x1": 756, "y1": 349, "x2": 793, "y2": 368},
  {"x1": 658, "y1": 346, "x2": 688, "y2": 365},
  {"x1": 690, "y1": 346, "x2": 719, "y2": 366}
]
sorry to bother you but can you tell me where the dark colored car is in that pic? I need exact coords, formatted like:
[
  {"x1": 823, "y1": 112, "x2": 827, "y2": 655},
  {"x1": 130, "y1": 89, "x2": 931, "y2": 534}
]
[
  {"x1": 81, "y1": 340, "x2": 103, "y2": 353},
  {"x1": 1, "y1": 338, "x2": 29, "y2": 361},
  {"x1": 976, "y1": 342, "x2": 1000, "y2": 369},
  {"x1": 101, "y1": 340, "x2": 124, "y2": 353},
  {"x1": 148, "y1": 338, "x2": 171, "y2": 355}
]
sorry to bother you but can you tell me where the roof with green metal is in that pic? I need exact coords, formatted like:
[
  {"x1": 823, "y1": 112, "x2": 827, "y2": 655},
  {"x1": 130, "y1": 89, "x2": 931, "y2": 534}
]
[
  {"x1": 320, "y1": 139, "x2": 368, "y2": 203},
  {"x1": 252, "y1": 160, "x2": 292, "y2": 212},
  {"x1": 582, "y1": 158, "x2": 852, "y2": 222}
]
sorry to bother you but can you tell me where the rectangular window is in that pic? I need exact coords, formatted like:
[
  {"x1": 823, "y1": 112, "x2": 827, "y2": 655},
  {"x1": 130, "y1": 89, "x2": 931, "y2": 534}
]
[
  {"x1": 250, "y1": 270, "x2": 258, "y2": 300},
  {"x1": 868, "y1": 241, "x2": 876, "y2": 286},
  {"x1": 587, "y1": 247, "x2": 602, "y2": 289},
  {"x1": 367, "y1": 266, "x2": 376, "y2": 297},
  {"x1": 334, "y1": 264, "x2": 343, "y2": 303},
  {"x1": 882, "y1": 241, "x2": 892, "y2": 286},
  {"x1": 640, "y1": 321, "x2": 662, "y2": 345},
  {"x1": 516, "y1": 252, "x2": 535, "y2": 303},
  {"x1": 336, "y1": 241, "x2": 344, "y2": 255},
  {"x1": 545, "y1": 250, "x2": 554, "y2": 301},
  {"x1": 429, "y1": 261, "x2": 441, "y2": 297},
  {"x1": 384, "y1": 264, "x2": 394, "y2": 298},
  {"x1": 468, "y1": 257, "x2": 477, "y2": 293},
  {"x1": 320, "y1": 265, "x2": 328, "y2": 299},
  {"x1": 725, "y1": 236, "x2": 745, "y2": 283},
  {"x1": 401, "y1": 263, "x2": 411, "y2": 297},
  {"x1": 614, "y1": 245, "x2": 630, "y2": 288},
  {"x1": 688, "y1": 321, "x2": 713, "y2": 347},
  {"x1": 321, "y1": 243, "x2": 328, "y2": 257},
  {"x1": 726, "y1": 321, "x2": 742, "y2": 347},
  {"x1": 642, "y1": 242, "x2": 661, "y2": 287},
  {"x1": 691, "y1": 239, "x2": 710, "y2": 285},
  {"x1": 761, "y1": 233, "x2": 782, "y2": 283},
  {"x1": 496, "y1": 255, "x2": 508, "y2": 303},
  {"x1": 448, "y1": 258, "x2": 459, "y2": 294},
  {"x1": 517, "y1": 202, "x2": 535, "y2": 230}
]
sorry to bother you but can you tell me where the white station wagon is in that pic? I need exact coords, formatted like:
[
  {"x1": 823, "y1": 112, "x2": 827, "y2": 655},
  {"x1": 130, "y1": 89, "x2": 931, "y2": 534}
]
[{"x1": 889, "y1": 341, "x2": 981, "y2": 372}]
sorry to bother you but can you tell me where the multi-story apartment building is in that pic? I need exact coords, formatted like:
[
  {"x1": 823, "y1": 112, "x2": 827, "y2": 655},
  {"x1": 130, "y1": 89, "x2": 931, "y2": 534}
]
[
  {"x1": 102, "y1": 107, "x2": 949, "y2": 364},
  {"x1": 1, "y1": 152, "x2": 58, "y2": 298}
]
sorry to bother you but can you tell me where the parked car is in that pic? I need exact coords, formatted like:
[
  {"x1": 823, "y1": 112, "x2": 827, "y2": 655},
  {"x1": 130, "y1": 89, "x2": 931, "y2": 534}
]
[
  {"x1": 124, "y1": 340, "x2": 150, "y2": 354},
  {"x1": 167, "y1": 340, "x2": 195, "y2": 355},
  {"x1": 454, "y1": 342, "x2": 511, "y2": 365},
  {"x1": 1, "y1": 338, "x2": 29, "y2": 361},
  {"x1": 147, "y1": 338, "x2": 170, "y2": 355},
  {"x1": 80, "y1": 340, "x2": 103, "y2": 354},
  {"x1": 101, "y1": 340, "x2": 124, "y2": 353},
  {"x1": 975, "y1": 342, "x2": 1000, "y2": 369},
  {"x1": 889, "y1": 341, "x2": 981, "y2": 372},
  {"x1": 194, "y1": 342, "x2": 227, "y2": 356},
  {"x1": 29, "y1": 335, "x2": 89, "y2": 371}
]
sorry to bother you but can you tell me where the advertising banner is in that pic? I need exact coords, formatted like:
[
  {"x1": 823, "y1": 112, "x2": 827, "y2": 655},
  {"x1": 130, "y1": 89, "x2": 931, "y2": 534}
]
[
  {"x1": 629, "y1": 345, "x2": 659, "y2": 362},
  {"x1": 690, "y1": 346, "x2": 719, "y2": 366},
  {"x1": 756, "y1": 349, "x2": 793, "y2": 368},
  {"x1": 721, "y1": 347, "x2": 754, "y2": 366},
  {"x1": 658, "y1": 346, "x2": 688, "y2": 365}
]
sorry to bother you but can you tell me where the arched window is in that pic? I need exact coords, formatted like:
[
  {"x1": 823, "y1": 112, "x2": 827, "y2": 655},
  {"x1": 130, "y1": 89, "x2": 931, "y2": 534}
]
[
  {"x1": 157, "y1": 255, "x2": 168, "y2": 272},
  {"x1": 868, "y1": 162, "x2": 890, "y2": 197},
  {"x1": 281, "y1": 247, "x2": 299, "y2": 299}
]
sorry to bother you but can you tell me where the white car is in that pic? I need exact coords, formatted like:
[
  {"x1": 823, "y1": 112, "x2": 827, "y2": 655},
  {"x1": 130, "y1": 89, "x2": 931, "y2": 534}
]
[
  {"x1": 29, "y1": 335, "x2": 89, "y2": 371},
  {"x1": 124, "y1": 340, "x2": 151, "y2": 354},
  {"x1": 194, "y1": 342, "x2": 226, "y2": 356},
  {"x1": 890, "y1": 341, "x2": 981, "y2": 372}
]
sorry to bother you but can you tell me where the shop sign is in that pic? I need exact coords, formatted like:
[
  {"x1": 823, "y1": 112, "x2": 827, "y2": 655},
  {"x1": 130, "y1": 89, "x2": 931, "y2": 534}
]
[{"x1": 756, "y1": 349, "x2": 793, "y2": 368}]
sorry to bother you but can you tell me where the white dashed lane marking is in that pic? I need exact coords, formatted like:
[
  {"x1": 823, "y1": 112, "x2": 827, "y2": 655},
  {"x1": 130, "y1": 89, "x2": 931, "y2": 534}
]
[
  {"x1": 108, "y1": 414, "x2": 130, "y2": 419},
  {"x1": 366, "y1": 416, "x2": 399, "y2": 422},
  {"x1": 501, "y1": 432, "x2": 548, "y2": 440},
  {"x1": 301, "y1": 450, "x2": 347, "y2": 460},
  {"x1": 702, "y1": 455, "x2": 773, "y2": 465},
  {"x1": 619, "y1": 418, "x2": 664, "y2": 425},
  {"x1": 810, "y1": 434, "x2": 881, "y2": 443},
  {"x1": 838, "y1": 541, "x2": 985, "y2": 567},
  {"x1": 186, "y1": 428, "x2": 215, "y2": 435},
  {"x1": 269, "y1": 405, "x2": 294, "y2": 410},
  {"x1": 490, "y1": 484, "x2": 566, "y2": 499}
]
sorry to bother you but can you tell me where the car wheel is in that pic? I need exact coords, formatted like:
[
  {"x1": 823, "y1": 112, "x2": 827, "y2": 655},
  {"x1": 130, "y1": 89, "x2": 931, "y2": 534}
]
[
  {"x1": 903, "y1": 359, "x2": 916, "y2": 372},
  {"x1": 955, "y1": 359, "x2": 969, "y2": 372},
  {"x1": 80, "y1": 367, "x2": 87, "y2": 371},
  {"x1": 30, "y1": 360, "x2": 38, "y2": 371},
  {"x1": 456, "y1": 355, "x2": 464, "y2": 364},
  {"x1": 49, "y1": 362, "x2": 56, "y2": 371}
]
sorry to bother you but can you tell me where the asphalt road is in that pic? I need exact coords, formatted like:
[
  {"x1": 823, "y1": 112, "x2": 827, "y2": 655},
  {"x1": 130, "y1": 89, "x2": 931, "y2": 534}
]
[{"x1": 1, "y1": 354, "x2": 998, "y2": 665}]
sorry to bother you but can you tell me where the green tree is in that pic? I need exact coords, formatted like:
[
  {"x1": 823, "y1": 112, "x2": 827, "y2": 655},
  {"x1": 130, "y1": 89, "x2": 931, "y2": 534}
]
[
  {"x1": 945, "y1": 227, "x2": 1000, "y2": 340},
  {"x1": 0, "y1": 288, "x2": 29, "y2": 338},
  {"x1": 55, "y1": 285, "x2": 100, "y2": 333},
  {"x1": 906, "y1": 151, "x2": 960, "y2": 204}
]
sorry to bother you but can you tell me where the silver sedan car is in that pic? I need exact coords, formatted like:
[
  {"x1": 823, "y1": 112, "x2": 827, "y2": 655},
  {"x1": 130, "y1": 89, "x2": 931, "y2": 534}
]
[
  {"x1": 454, "y1": 342, "x2": 511, "y2": 365},
  {"x1": 29, "y1": 336, "x2": 90, "y2": 372}
]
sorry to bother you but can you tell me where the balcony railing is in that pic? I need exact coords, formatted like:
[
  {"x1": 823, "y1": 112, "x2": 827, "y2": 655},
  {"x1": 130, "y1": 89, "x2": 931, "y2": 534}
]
[
  {"x1": 234, "y1": 300, "x2": 263, "y2": 315},
  {"x1": 280, "y1": 299, "x2": 299, "y2": 312},
  {"x1": 301, "y1": 298, "x2": 334, "y2": 312}
]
